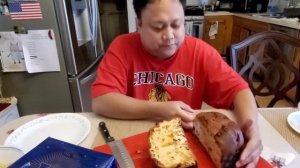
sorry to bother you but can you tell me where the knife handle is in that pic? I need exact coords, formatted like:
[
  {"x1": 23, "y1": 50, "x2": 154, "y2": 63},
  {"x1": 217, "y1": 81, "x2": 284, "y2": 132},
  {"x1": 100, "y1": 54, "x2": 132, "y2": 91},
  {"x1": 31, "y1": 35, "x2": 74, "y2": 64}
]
[{"x1": 99, "y1": 121, "x2": 115, "y2": 143}]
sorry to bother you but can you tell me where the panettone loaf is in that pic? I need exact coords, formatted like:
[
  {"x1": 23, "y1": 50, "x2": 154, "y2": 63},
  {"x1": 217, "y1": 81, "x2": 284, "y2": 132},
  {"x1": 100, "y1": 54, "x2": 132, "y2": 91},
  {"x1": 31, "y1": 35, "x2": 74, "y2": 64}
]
[
  {"x1": 149, "y1": 118, "x2": 196, "y2": 168},
  {"x1": 193, "y1": 112, "x2": 244, "y2": 168}
]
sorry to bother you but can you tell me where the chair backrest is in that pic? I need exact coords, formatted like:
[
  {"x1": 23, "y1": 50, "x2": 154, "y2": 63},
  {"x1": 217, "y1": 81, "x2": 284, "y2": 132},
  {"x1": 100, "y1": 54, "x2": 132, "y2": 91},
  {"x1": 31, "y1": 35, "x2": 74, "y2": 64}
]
[{"x1": 230, "y1": 31, "x2": 300, "y2": 107}]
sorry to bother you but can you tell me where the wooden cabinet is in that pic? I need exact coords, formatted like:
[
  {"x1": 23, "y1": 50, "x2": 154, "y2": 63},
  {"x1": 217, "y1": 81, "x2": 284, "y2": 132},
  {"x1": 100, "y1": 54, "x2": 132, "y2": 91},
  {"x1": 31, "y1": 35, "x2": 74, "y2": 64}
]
[
  {"x1": 100, "y1": 1, "x2": 129, "y2": 49},
  {"x1": 231, "y1": 16, "x2": 269, "y2": 45},
  {"x1": 269, "y1": 25, "x2": 300, "y2": 103},
  {"x1": 203, "y1": 15, "x2": 233, "y2": 55},
  {"x1": 230, "y1": 16, "x2": 270, "y2": 65},
  {"x1": 230, "y1": 16, "x2": 300, "y2": 102},
  {"x1": 270, "y1": 24, "x2": 299, "y2": 66},
  {"x1": 297, "y1": 33, "x2": 300, "y2": 70}
]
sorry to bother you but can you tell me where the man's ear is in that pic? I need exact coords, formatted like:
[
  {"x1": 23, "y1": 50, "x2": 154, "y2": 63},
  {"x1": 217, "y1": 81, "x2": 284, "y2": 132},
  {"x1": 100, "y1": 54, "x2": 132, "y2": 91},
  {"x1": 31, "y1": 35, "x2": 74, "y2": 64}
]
[{"x1": 136, "y1": 18, "x2": 142, "y2": 32}]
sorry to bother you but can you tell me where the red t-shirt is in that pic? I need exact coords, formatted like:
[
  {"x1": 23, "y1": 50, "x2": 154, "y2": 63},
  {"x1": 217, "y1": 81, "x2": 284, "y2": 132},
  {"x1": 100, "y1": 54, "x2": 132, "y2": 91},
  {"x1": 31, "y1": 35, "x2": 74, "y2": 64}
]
[{"x1": 92, "y1": 33, "x2": 248, "y2": 109}]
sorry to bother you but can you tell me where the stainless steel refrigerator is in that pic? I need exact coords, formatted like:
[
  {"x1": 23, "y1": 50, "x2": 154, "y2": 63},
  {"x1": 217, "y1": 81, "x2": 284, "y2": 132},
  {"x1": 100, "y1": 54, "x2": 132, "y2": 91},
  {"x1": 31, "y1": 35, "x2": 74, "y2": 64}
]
[{"x1": 0, "y1": 0, "x2": 104, "y2": 115}]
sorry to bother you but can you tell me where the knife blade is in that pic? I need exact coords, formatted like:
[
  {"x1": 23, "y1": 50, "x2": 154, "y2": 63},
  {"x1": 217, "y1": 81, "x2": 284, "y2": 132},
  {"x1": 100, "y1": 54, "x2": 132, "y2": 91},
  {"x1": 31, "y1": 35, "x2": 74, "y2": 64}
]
[{"x1": 99, "y1": 122, "x2": 135, "y2": 168}]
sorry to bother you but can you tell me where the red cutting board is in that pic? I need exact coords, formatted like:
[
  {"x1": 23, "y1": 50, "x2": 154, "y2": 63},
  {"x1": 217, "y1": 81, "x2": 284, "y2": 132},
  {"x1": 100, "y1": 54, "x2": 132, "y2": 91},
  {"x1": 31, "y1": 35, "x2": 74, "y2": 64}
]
[{"x1": 94, "y1": 132, "x2": 272, "y2": 168}]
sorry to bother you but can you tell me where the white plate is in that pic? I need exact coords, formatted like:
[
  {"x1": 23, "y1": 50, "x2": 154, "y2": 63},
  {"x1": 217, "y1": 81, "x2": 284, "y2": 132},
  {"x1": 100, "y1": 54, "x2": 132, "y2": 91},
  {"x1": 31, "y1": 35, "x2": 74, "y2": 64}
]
[
  {"x1": 287, "y1": 111, "x2": 300, "y2": 134},
  {"x1": 0, "y1": 146, "x2": 24, "y2": 167},
  {"x1": 4, "y1": 113, "x2": 91, "y2": 153}
]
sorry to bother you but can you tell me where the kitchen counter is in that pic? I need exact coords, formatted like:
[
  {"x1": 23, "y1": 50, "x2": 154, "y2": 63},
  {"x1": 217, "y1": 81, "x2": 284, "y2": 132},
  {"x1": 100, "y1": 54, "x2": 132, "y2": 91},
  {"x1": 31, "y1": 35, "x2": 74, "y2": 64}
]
[
  {"x1": 204, "y1": 11, "x2": 233, "y2": 16},
  {"x1": 204, "y1": 11, "x2": 300, "y2": 30}
]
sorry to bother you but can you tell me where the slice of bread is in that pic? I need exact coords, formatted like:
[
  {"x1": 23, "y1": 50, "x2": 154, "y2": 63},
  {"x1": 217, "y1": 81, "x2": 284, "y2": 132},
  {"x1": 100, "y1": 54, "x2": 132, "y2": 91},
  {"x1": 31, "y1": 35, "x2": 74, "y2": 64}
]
[
  {"x1": 149, "y1": 118, "x2": 196, "y2": 168},
  {"x1": 193, "y1": 112, "x2": 244, "y2": 168}
]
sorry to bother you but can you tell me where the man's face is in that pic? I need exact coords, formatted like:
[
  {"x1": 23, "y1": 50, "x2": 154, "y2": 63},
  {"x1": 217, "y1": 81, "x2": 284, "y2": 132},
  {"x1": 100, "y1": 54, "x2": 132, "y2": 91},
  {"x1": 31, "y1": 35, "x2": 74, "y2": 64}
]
[{"x1": 137, "y1": 0, "x2": 185, "y2": 60}]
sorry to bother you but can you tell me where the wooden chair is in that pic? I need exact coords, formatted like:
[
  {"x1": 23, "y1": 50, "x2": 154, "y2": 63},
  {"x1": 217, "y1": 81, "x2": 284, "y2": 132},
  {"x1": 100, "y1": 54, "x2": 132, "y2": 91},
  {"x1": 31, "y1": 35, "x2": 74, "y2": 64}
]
[{"x1": 230, "y1": 31, "x2": 300, "y2": 107}]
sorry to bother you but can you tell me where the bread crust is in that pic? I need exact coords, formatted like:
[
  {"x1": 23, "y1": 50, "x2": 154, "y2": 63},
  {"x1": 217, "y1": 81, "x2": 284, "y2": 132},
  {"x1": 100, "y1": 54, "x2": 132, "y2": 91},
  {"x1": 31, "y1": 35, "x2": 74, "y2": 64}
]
[
  {"x1": 149, "y1": 118, "x2": 197, "y2": 168},
  {"x1": 193, "y1": 112, "x2": 244, "y2": 168}
]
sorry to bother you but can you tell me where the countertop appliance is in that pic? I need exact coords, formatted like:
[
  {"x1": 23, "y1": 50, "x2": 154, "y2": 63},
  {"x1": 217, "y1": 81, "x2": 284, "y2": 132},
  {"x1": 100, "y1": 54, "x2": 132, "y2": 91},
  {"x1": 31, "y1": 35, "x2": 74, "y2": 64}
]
[
  {"x1": 217, "y1": 0, "x2": 268, "y2": 13},
  {"x1": 184, "y1": 6, "x2": 204, "y2": 39},
  {"x1": 283, "y1": 8, "x2": 300, "y2": 19},
  {"x1": 186, "y1": 0, "x2": 201, "y2": 6},
  {"x1": 0, "y1": 0, "x2": 104, "y2": 115},
  {"x1": 218, "y1": 0, "x2": 234, "y2": 11}
]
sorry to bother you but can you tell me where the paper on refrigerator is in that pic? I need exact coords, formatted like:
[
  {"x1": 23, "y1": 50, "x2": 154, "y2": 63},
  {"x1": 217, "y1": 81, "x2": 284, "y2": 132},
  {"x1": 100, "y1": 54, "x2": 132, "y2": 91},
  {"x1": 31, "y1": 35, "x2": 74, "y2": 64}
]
[
  {"x1": 21, "y1": 29, "x2": 60, "y2": 73},
  {"x1": 0, "y1": 31, "x2": 26, "y2": 72}
]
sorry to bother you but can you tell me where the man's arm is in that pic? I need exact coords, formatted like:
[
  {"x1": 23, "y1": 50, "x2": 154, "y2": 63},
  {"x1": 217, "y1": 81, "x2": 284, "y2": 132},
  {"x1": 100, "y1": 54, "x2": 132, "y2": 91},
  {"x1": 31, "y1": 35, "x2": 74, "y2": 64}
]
[
  {"x1": 233, "y1": 89, "x2": 263, "y2": 168},
  {"x1": 92, "y1": 92, "x2": 195, "y2": 129},
  {"x1": 92, "y1": 92, "x2": 157, "y2": 119},
  {"x1": 233, "y1": 88, "x2": 258, "y2": 129}
]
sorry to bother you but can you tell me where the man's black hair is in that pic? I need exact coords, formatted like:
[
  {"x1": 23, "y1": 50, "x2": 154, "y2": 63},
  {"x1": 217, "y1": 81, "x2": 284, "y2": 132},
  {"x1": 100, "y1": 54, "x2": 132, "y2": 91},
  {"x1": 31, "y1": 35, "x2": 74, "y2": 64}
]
[{"x1": 133, "y1": 0, "x2": 186, "y2": 19}]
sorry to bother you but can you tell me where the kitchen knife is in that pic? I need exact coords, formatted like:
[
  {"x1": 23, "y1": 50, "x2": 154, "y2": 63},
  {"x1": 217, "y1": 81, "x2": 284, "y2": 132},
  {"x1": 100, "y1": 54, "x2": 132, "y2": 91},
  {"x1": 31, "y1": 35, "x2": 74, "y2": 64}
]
[{"x1": 99, "y1": 122, "x2": 135, "y2": 168}]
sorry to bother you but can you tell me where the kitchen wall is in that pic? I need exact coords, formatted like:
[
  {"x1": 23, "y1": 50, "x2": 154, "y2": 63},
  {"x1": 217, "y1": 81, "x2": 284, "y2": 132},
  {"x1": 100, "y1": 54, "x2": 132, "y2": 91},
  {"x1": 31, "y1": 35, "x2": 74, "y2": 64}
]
[{"x1": 100, "y1": 0, "x2": 128, "y2": 49}]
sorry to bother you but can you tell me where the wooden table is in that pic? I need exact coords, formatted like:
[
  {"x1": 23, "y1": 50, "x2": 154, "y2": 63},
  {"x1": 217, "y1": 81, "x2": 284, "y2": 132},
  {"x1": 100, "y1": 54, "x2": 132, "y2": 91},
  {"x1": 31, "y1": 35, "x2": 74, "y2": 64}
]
[{"x1": 0, "y1": 108, "x2": 300, "y2": 167}]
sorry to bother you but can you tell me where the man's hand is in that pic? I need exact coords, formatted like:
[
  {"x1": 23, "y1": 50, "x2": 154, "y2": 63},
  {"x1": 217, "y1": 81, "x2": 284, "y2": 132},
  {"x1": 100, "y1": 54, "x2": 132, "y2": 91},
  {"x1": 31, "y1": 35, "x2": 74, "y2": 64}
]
[
  {"x1": 236, "y1": 121, "x2": 263, "y2": 168},
  {"x1": 152, "y1": 101, "x2": 196, "y2": 129}
]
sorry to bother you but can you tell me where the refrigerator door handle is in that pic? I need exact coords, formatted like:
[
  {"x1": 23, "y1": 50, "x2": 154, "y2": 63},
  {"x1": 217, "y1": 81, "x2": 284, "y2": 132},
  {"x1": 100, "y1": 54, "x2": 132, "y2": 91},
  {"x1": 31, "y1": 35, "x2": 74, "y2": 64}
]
[
  {"x1": 87, "y1": 0, "x2": 98, "y2": 48},
  {"x1": 77, "y1": 52, "x2": 103, "y2": 79},
  {"x1": 69, "y1": 54, "x2": 102, "y2": 112},
  {"x1": 53, "y1": 0, "x2": 78, "y2": 75}
]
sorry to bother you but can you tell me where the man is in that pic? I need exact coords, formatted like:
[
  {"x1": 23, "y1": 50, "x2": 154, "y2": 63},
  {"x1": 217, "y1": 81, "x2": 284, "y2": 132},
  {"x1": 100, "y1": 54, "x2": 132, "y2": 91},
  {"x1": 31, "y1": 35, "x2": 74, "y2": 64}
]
[{"x1": 92, "y1": 0, "x2": 262, "y2": 167}]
